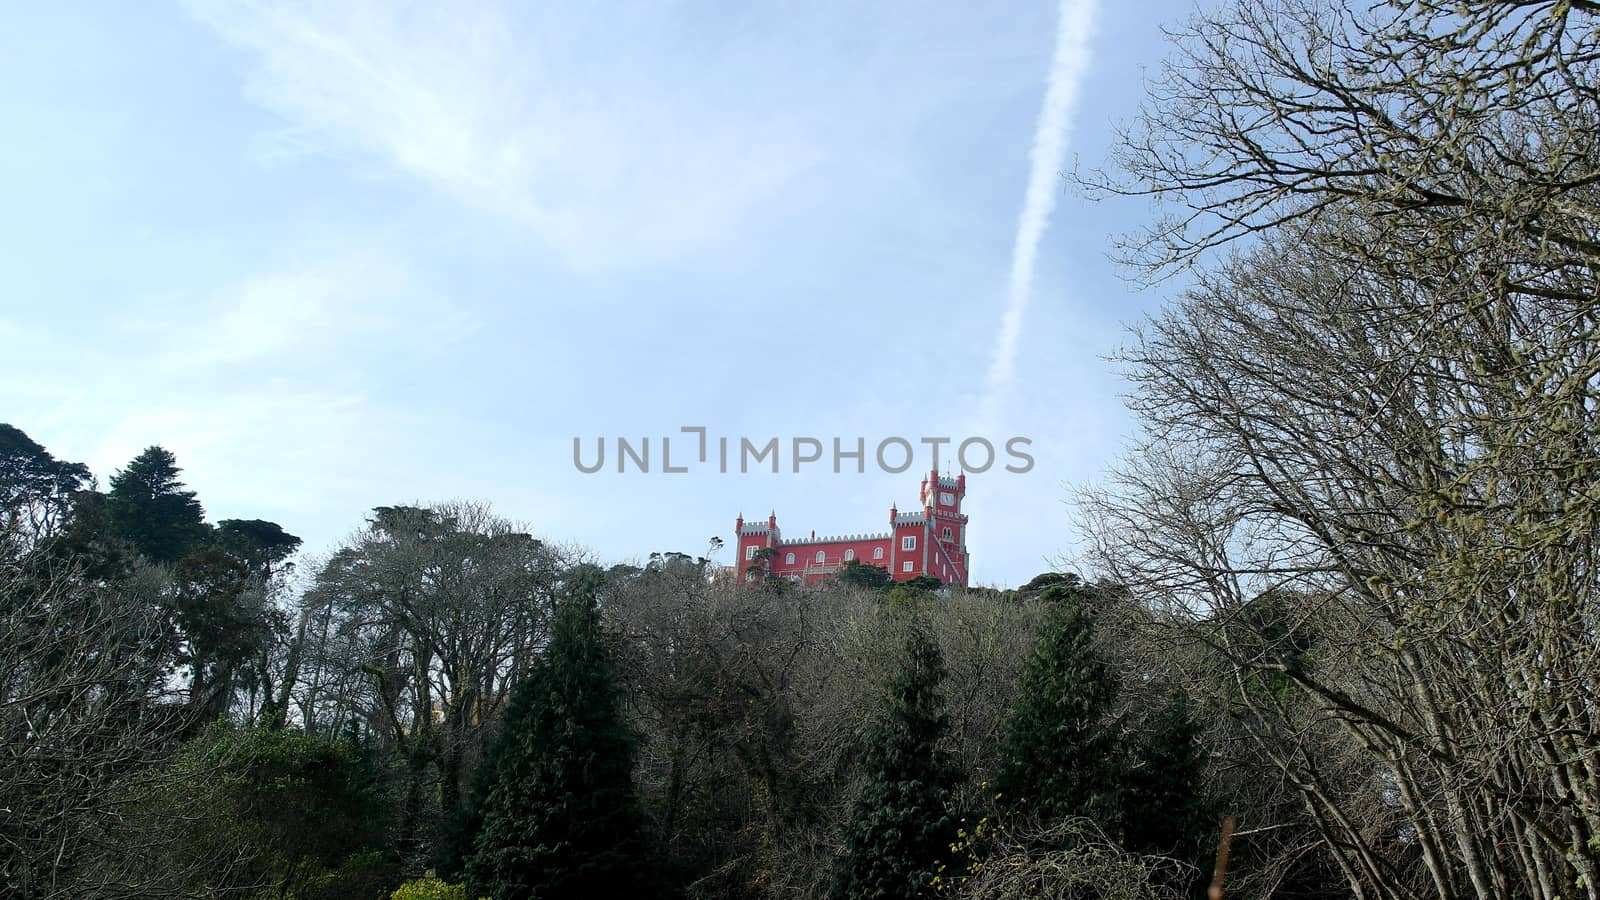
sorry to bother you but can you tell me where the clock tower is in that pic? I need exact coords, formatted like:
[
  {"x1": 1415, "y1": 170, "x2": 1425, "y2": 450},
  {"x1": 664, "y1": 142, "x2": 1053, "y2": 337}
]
[
  {"x1": 920, "y1": 470, "x2": 968, "y2": 571},
  {"x1": 733, "y1": 469, "x2": 973, "y2": 586}
]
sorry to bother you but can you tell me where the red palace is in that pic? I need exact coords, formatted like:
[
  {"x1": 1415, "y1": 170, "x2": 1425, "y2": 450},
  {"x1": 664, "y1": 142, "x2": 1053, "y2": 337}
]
[{"x1": 734, "y1": 470, "x2": 970, "y2": 587}]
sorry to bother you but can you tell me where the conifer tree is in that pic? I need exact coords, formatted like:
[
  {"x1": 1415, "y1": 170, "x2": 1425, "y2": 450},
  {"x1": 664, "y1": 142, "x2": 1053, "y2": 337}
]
[
  {"x1": 463, "y1": 592, "x2": 652, "y2": 900},
  {"x1": 1122, "y1": 690, "x2": 1211, "y2": 888},
  {"x1": 832, "y1": 626, "x2": 960, "y2": 900},
  {"x1": 106, "y1": 445, "x2": 210, "y2": 564},
  {"x1": 993, "y1": 585, "x2": 1120, "y2": 825},
  {"x1": 0, "y1": 422, "x2": 90, "y2": 533}
]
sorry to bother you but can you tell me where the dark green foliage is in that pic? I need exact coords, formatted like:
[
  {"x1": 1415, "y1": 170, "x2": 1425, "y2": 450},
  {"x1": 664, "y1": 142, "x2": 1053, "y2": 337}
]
[
  {"x1": 1227, "y1": 590, "x2": 1319, "y2": 703},
  {"x1": 878, "y1": 575, "x2": 943, "y2": 610},
  {"x1": 1016, "y1": 572, "x2": 1075, "y2": 597},
  {"x1": 1231, "y1": 590, "x2": 1316, "y2": 670},
  {"x1": 173, "y1": 549, "x2": 268, "y2": 664},
  {"x1": 127, "y1": 723, "x2": 395, "y2": 898},
  {"x1": 1123, "y1": 691, "x2": 1211, "y2": 892},
  {"x1": 559, "y1": 560, "x2": 611, "y2": 598},
  {"x1": 51, "y1": 489, "x2": 138, "y2": 582},
  {"x1": 834, "y1": 561, "x2": 895, "y2": 592},
  {"x1": 107, "y1": 446, "x2": 211, "y2": 564},
  {"x1": 463, "y1": 594, "x2": 653, "y2": 900},
  {"x1": 0, "y1": 423, "x2": 90, "y2": 531},
  {"x1": 173, "y1": 547, "x2": 280, "y2": 722},
  {"x1": 214, "y1": 518, "x2": 302, "y2": 578},
  {"x1": 884, "y1": 583, "x2": 936, "y2": 609},
  {"x1": 297, "y1": 849, "x2": 398, "y2": 900},
  {"x1": 195, "y1": 723, "x2": 388, "y2": 862},
  {"x1": 993, "y1": 588, "x2": 1120, "y2": 825},
  {"x1": 745, "y1": 545, "x2": 778, "y2": 581},
  {"x1": 832, "y1": 627, "x2": 960, "y2": 900}
]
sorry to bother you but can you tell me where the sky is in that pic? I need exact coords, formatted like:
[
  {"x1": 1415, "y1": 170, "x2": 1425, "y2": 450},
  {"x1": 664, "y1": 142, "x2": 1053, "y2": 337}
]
[{"x1": 1, "y1": 0, "x2": 1199, "y2": 587}]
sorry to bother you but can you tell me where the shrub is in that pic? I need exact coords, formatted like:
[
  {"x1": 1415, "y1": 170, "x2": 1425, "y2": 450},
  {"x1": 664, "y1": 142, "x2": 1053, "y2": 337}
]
[{"x1": 391, "y1": 872, "x2": 474, "y2": 900}]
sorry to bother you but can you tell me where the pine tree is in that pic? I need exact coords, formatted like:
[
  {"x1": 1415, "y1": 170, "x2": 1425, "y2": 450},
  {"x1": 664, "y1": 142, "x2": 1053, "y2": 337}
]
[
  {"x1": 106, "y1": 446, "x2": 210, "y2": 564},
  {"x1": 832, "y1": 626, "x2": 960, "y2": 900},
  {"x1": 1122, "y1": 690, "x2": 1211, "y2": 890},
  {"x1": 993, "y1": 586, "x2": 1120, "y2": 825},
  {"x1": 463, "y1": 593, "x2": 652, "y2": 900}
]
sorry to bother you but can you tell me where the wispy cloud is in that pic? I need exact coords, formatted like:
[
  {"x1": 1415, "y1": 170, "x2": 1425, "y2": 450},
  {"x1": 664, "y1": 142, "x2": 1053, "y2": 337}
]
[
  {"x1": 182, "y1": 0, "x2": 823, "y2": 268},
  {"x1": 982, "y1": 0, "x2": 1098, "y2": 413},
  {"x1": 151, "y1": 252, "x2": 465, "y2": 373}
]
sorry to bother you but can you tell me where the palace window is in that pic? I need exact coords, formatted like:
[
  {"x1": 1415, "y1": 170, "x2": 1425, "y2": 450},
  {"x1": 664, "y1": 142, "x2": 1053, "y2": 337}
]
[
  {"x1": 785, "y1": 552, "x2": 795, "y2": 565},
  {"x1": 873, "y1": 547, "x2": 884, "y2": 560},
  {"x1": 942, "y1": 526, "x2": 952, "y2": 540},
  {"x1": 902, "y1": 536, "x2": 916, "y2": 551},
  {"x1": 903, "y1": 561, "x2": 914, "y2": 572},
  {"x1": 745, "y1": 545, "x2": 757, "y2": 561},
  {"x1": 844, "y1": 549, "x2": 855, "y2": 561},
  {"x1": 815, "y1": 550, "x2": 825, "y2": 563}
]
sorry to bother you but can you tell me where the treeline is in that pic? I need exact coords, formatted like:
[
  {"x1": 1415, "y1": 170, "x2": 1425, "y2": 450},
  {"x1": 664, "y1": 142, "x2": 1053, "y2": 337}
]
[{"x1": 4, "y1": 423, "x2": 1263, "y2": 899}]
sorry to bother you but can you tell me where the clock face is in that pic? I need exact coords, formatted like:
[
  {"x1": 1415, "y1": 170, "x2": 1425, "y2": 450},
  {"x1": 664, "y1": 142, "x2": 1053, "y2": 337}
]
[{"x1": 939, "y1": 491, "x2": 955, "y2": 506}]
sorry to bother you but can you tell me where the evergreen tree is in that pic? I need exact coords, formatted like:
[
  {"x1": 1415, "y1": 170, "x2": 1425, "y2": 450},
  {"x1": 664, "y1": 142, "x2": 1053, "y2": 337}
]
[
  {"x1": 993, "y1": 585, "x2": 1120, "y2": 825},
  {"x1": 1122, "y1": 690, "x2": 1211, "y2": 891},
  {"x1": 463, "y1": 592, "x2": 652, "y2": 900},
  {"x1": 0, "y1": 423, "x2": 90, "y2": 534},
  {"x1": 833, "y1": 560, "x2": 895, "y2": 593},
  {"x1": 139, "y1": 722, "x2": 394, "y2": 897},
  {"x1": 214, "y1": 518, "x2": 302, "y2": 579},
  {"x1": 173, "y1": 546, "x2": 276, "y2": 724},
  {"x1": 106, "y1": 446, "x2": 210, "y2": 564},
  {"x1": 832, "y1": 626, "x2": 960, "y2": 900}
]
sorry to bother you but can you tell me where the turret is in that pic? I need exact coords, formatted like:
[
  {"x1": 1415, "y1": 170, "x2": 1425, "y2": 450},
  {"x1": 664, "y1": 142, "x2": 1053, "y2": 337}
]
[{"x1": 734, "y1": 472, "x2": 972, "y2": 588}]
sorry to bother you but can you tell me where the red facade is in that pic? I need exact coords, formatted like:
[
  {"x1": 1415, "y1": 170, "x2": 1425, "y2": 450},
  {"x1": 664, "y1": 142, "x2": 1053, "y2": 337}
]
[{"x1": 735, "y1": 470, "x2": 970, "y2": 587}]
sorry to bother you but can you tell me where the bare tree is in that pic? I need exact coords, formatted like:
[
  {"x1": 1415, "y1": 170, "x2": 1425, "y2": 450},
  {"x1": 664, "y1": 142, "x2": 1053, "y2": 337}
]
[
  {"x1": 949, "y1": 818, "x2": 1192, "y2": 900},
  {"x1": 0, "y1": 530, "x2": 187, "y2": 899},
  {"x1": 1081, "y1": 212, "x2": 1600, "y2": 899},
  {"x1": 1086, "y1": 0, "x2": 1599, "y2": 286},
  {"x1": 289, "y1": 500, "x2": 566, "y2": 862},
  {"x1": 607, "y1": 557, "x2": 1043, "y2": 900},
  {"x1": 1080, "y1": 2, "x2": 1600, "y2": 897}
]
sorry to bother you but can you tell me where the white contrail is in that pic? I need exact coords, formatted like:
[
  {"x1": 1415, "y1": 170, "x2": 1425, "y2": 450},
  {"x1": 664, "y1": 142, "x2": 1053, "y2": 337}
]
[{"x1": 983, "y1": 0, "x2": 1098, "y2": 406}]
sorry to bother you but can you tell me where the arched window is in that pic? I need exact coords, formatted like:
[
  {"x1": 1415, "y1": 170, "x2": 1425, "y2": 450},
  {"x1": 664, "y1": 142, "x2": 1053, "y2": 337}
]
[
  {"x1": 785, "y1": 552, "x2": 795, "y2": 565},
  {"x1": 942, "y1": 526, "x2": 953, "y2": 540},
  {"x1": 844, "y1": 548, "x2": 855, "y2": 561},
  {"x1": 815, "y1": 550, "x2": 825, "y2": 563},
  {"x1": 873, "y1": 547, "x2": 884, "y2": 560}
]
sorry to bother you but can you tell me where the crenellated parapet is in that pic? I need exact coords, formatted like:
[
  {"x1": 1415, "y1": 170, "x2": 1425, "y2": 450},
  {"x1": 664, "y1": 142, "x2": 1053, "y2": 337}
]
[{"x1": 733, "y1": 468, "x2": 971, "y2": 587}]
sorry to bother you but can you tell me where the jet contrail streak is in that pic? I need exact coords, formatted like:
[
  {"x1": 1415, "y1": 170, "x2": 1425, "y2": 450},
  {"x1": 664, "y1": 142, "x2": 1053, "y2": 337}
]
[{"x1": 983, "y1": 0, "x2": 1098, "y2": 406}]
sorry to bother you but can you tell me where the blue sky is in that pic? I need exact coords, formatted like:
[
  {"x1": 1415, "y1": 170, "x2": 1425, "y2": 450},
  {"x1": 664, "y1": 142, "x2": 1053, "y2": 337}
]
[{"x1": 2, "y1": 0, "x2": 1196, "y2": 586}]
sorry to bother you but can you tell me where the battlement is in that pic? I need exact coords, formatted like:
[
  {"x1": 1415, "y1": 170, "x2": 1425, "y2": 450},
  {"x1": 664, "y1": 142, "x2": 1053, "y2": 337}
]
[
  {"x1": 733, "y1": 470, "x2": 971, "y2": 587},
  {"x1": 778, "y1": 532, "x2": 890, "y2": 546}
]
